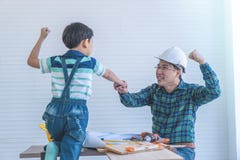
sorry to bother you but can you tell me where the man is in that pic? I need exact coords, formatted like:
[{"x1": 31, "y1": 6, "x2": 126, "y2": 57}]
[{"x1": 114, "y1": 46, "x2": 221, "y2": 160}]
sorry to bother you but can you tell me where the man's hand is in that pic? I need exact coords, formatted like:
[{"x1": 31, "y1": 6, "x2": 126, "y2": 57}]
[
  {"x1": 114, "y1": 80, "x2": 128, "y2": 94},
  {"x1": 188, "y1": 49, "x2": 205, "y2": 64}
]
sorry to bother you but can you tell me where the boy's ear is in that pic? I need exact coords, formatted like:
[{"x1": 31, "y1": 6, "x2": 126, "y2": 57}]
[{"x1": 82, "y1": 39, "x2": 89, "y2": 48}]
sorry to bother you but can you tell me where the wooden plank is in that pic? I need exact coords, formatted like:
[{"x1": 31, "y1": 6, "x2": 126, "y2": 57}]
[
  {"x1": 106, "y1": 148, "x2": 183, "y2": 160},
  {"x1": 20, "y1": 145, "x2": 106, "y2": 159},
  {"x1": 105, "y1": 141, "x2": 163, "y2": 155},
  {"x1": 19, "y1": 145, "x2": 44, "y2": 158}
]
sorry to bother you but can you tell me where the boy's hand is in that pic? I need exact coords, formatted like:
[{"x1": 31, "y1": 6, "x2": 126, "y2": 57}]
[
  {"x1": 114, "y1": 80, "x2": 128, "y2": 94},
  {"x1": 40, "y1": 27, "x2": 50, "y2": 40},
  {"x1": 188, "y1": 49, "x2": 205, "y2": 64}
]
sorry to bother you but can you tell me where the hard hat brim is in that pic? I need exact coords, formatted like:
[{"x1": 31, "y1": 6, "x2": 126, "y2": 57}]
[{"x1": 154, "y1": 56, "x2": 186, "y2": 73}]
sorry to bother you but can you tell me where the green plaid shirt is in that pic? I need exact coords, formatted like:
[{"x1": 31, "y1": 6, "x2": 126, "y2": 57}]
[{"x1": 119, "y1": 63, "x2": 221, "y2": 144}]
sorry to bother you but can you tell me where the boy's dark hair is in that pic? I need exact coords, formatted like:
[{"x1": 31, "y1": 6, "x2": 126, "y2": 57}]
[{"x1": 62, "y1": 22, "x2": 94, "y2": 49}]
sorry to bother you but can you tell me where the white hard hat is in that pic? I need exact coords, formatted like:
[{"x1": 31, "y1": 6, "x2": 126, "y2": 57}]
[{"x1": 157, "y1": 46, "x2": 187, "y2": 73}]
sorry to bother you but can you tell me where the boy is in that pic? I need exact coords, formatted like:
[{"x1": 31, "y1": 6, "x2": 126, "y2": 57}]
[{"x1": 27, "y1": 22, "x2": 125, "y2": 160}]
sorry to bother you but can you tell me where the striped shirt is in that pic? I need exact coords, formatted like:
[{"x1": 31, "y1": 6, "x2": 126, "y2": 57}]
[
  {"x1": 119, "y1": 63, "x2": 221, "y2": 143},
  {"x1": 40, "y1": 50, "x2": 106, "y2": 100}
]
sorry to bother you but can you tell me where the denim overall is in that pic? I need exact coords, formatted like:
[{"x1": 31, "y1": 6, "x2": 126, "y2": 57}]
[{"x1": 42, "y1": 57, "x2": 89, "y2": 160}]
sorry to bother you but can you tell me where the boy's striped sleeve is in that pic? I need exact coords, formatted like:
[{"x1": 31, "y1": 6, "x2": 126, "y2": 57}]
[
  {"x1": 92, "y1": 58, "x2": 106, "y2": 76},
  {"x1": 39, "y1": 57, "x2": 51, "y2": 73}
]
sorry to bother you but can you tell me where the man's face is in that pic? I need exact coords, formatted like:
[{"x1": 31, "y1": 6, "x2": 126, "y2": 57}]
[{"x1": 156, "y1": 60, "x2": 180, "y2": 87}]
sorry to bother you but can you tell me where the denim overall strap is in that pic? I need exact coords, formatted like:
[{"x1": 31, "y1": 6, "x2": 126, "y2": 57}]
[{"x1": 61, "y1": 57, "x2": 81, "y2": 99}]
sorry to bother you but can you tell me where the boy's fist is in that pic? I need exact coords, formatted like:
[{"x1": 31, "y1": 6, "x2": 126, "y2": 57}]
[{"x1": 40, "y1": 27, "x2": 50, "y2": 39}]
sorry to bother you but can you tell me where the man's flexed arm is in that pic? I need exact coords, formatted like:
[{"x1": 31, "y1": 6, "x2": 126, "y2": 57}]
[
  {"x1": 27, "y1": 27, "x2": 50, "y2": 68},
  {"x1": 188, "y1": 49, "x2": 221, "y2": 106},
  {"x1": 188, "y1": 49, "x2": 205, "y2": 65}
]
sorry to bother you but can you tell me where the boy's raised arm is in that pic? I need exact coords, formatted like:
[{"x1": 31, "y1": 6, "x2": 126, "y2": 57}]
[{"x1": 27, "y1": 27, "x2": 50, "y2": 68}]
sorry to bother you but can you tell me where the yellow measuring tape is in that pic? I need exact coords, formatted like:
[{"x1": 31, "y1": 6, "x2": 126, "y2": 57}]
[{"x1": 39, "y1": 123, "x2": 52, "y2": 142}]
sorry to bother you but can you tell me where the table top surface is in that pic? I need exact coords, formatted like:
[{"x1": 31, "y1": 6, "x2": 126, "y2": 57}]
[{"x1": 20, "y1": 145, "x2": 183, "y2": 160}]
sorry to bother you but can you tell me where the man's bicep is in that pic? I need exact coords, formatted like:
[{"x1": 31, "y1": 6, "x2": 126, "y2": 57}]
[{"x1": 191, "y1": 86, "x2": 215, "y2": 106}]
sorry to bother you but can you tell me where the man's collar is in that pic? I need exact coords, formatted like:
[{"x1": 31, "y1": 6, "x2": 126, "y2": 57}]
[
  {"x1": 176, "y1": 80, "x2": 186, "y2": 90},
  {"x1": 157, "y1": 80, "x2": 186, "y2": 92}
]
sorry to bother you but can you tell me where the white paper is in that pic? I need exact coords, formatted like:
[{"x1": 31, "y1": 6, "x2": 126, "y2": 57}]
[
  {"x1": 83, "y1": 131, "x2": 140, "y2": 148},
  {"x1": 83, "y1": 131, "x2": 106, "y2": 148}
]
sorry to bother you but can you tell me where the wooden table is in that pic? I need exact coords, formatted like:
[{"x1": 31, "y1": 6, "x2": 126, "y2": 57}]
[{"x1": 20, "y1": 145, "x2": 183, "y2": 160}]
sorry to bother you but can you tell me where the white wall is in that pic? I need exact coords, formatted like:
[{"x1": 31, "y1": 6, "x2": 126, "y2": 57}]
[
  {"x1": 0, "y1": 0, "x2": 232, "y2": 159},
  {"x1": 223, "y1": 1, "x2": 238, "y2": 160}
]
